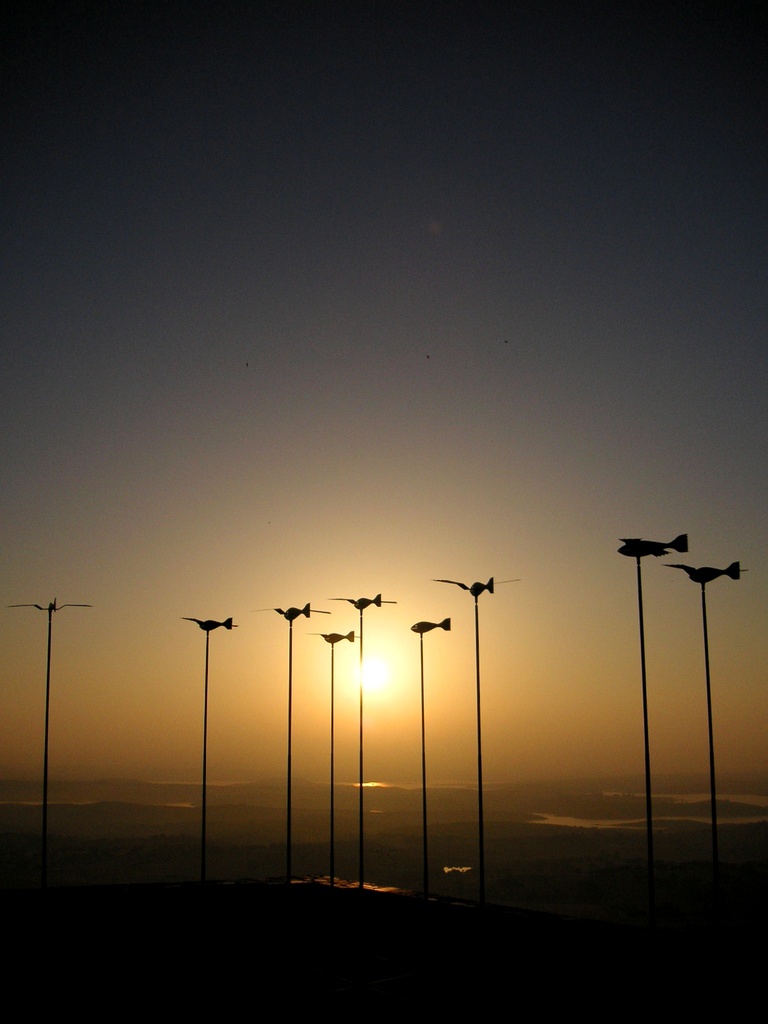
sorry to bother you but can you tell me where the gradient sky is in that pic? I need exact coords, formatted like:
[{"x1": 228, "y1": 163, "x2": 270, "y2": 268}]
[{"x1": 2, "y1": 2, "x2": 765, "y2": 790}]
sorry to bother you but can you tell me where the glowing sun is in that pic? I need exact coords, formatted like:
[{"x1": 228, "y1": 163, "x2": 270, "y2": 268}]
[{"x1": 361, "y1": 656, "x2": 389, "y2": 692}]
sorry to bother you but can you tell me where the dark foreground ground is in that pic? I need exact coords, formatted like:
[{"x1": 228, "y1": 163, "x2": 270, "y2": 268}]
[{"x1": 3, "y1": 877, "x2": 757, "y2": 1009}]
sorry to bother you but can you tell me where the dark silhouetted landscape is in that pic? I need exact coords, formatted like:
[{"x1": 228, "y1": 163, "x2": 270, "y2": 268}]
[
  {"x1": 3, "y1": 774, "x2": 766, "y2": 914},
  {"x1": 3, "y1": 773, "x2": 765, "y2": 1003},
  {"x1": 3, "y1": 774, "x2": 765, "y2": 999}
]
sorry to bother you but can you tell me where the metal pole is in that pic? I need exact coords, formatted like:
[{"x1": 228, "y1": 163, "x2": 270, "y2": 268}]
[
  {"x1": 635, "y1": 556, "x2": 655, "y2": 929},
  {"x1": 358, "y1": 606, "x2": 364, "y2": 889},
  {"x1": 42, "y1": 607, "x2": 53, "y2": 890},
  {"x1": 330, "y1": 640, "x2": 335, "y2": 888},
  {"x1": 474, "y1": 596, "x2": 485, "y2": 907},
  {"x1": 10, "y1": 601, "x2": 91, "y2": 889},
  {"x1": 701, "y1": 583, "x2": 719, "y2": 921},
  {"x1": 201, "y1": 629, "x2": 210, "y2": 884},
  {"x1": 287, "y1": 619, "x2": 293, "y2": 883},
  {"x1": 420, "y1": 633, "x2": 428, "y2": 898}
]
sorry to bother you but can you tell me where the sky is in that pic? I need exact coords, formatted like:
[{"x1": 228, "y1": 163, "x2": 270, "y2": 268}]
[{"x1": 1, "y1": 1, "x2": 766, "y2": 791}]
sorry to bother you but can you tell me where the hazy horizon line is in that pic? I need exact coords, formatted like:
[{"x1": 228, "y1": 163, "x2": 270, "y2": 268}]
[{"x1": 2, "y1": 769, "x2": 767, "y2": 790}]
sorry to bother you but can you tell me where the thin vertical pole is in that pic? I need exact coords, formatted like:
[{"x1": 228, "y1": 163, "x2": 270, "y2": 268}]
[
  {"x1": 10, "y1": 602, "x2": 90, "y2": 888},
  {"x1": 701, "y1": 584, "x2": 719, "y2": 921},
  {"x1": 358, "y1": 606, "x2": 364, "y2": 889},
  {"x1": 474, "y1": 596, "x2": 485, "y2": 907},
  {"x1": 201, "y1": 629, "x2": 210, "y2": 884},
  {"x1": 42, "y1": 608, "x2": 53, "y2": 891},
  {"x1": 330, "y1": 641, "x2": 335, "y2": 888},
  {"x1": 420, "y1": 633, "x2": 428, "y2": 898},
  {"x1": 287, "y1": 620, "x2": 293, "y2": 883},
  {"x1": 635, "y1": 556, "x2": 655, "y2": 929}
]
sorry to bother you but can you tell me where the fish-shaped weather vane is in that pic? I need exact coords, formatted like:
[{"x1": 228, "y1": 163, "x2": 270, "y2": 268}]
[
  {"x1": 434, "y1": 577, "x2": 519, "y2": 598},
  {"x1": 665, "y1": 561, "x2": 744, "y2": 584},
  {"x1": 313, "y1": 630, "x2": 356, "y2": 644},
  {"x1": 434, "y1": 577, "x2": 494, "y2": 598},
  {"x1": 329, "y1": 593, "x2": 396, "y2": 610},
  {"x1": 411, "y1": 617, "x2": 451, "y2": 635},
  {"x1": 270, "y1": 602, "x2": 330, "y2": 621},
  {"x1": 182, "y1": 616, "x2": 237, "y2": 631},
  {"x1": 617, "y1": 534, "x2": 688, "y2": 558}
]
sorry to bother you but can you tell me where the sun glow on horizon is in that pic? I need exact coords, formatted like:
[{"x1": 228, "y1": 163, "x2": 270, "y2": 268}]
[{"x1": 361, "y1": 656, "x2": 389, "y2": 693}]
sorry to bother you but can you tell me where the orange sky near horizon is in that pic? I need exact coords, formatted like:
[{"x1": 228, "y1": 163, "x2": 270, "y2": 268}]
[{"x1": 2, "y1": 538, "x2": 765, "y2": 790}]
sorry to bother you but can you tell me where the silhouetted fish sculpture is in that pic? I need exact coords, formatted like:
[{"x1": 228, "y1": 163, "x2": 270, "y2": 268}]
[
  {"x1": 274, "y1": 603, "x2": 330, "y2": 621},
  {"x1": 618, "y1": 534, "x2": 688, "y2": 558},
  {"x1": 411, "y1": 614, "x2": 454, "y2": 630},
  {"x1": 182, "y1": 617, "x2": 237, "y2": 631},
  {"x1": 329, "y1": 594, "x2": 397, "y2": 610},
  {"x1": 434, "y1": 577, "x2": 495, "y2": 597},
  {"x1": 315, "y1": 631, "x2": 356, "y2": 644},
  {"x1": 666, "y1": 561, "x2": 744, "y2": 584},
  {"x1": 411, "y1": 618, "x2": 451, "y2": 634}
]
